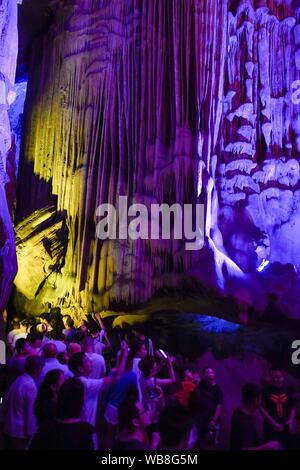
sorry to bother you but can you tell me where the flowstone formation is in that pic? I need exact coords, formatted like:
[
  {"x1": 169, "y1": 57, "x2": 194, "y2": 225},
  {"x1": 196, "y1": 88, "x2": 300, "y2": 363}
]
[
  {"x1": 0, "y1": 0, "x2": 22, "y2": 316},
  {"x1": 14, "y1": 0, "x2": 300, "y2": 319},
  {"x1": 217, "y1": 1, "x2": 300, "y2": 318},
  {"x1": 218, "y1": 3, "x2": 300, "y2": 273}
]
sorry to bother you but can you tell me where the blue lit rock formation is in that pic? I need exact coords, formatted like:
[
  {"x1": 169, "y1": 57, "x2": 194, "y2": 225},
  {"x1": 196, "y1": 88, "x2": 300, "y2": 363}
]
[{"x1": 0, "y1": 0, "x2": 22, "y2": 315}]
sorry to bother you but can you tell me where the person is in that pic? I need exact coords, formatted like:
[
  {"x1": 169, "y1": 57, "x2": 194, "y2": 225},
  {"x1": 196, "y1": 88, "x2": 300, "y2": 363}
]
[
  {"x1": 6, "y1": 338, "x2": 31, "y2": 386},
  {"x1": 68, "y1": 342, "x2": 81, "y2": 358},
  {"x1": 132, "y1": 324, "x2": 154, "y2": 356},
  {"x1": 62, "y1": 315, "x2": 77, "y2": 343},
  {"x1": 36, "y1": 321, "x2": 52, "y2": 347},
  {"x1": 115, "y1": 394, "x2": 156, "y2": 450},
  {"x1": 30, "y1": 378, "x2": 95, "y2": 450},
  {"x1": 48, "y1": 328, "x2": 67, "y2": 353},
  {"x1": 92, "y1": 313, "x2": 111, "y2": 354},
  {"x1": 57, "y1": 351, "x2": 69, "y2": 365},
  {"x1": 27, "y1": 332, "x2": 43, "y2": 354},
  {"x1": 131, "y1": 338, "x2": 148, "y2": 373},
  {"x1": 130, "y1": 338, "x2": 148, "y2": 400},
  {"x1": 174, "y1": 369, "x2": 199, "y2": 408},
  {"x1": 277, "y1": 431, "x2": 300, "y2": 450},
  {"x1": 158, "y1": 404, "x2": 196, "y2": 450},
  {"x1": 82, "y1": 336, "x2": 106, "y2": 379},
  {"x1": 230, "y1": 383, "x2": 262, "y2": 450},
  {"x1": 39, "y1": 343, "x2": 72, "y2": 386},
  {"x1": 7, "y1": 318, "x2": 27, "y2": 353},
  {"x1": 68, "y1": 341, "x2": 128, "y2": 428},
  {"x1": 77, "y1": 320, "x2": 89, "y2": 342},
  {"x1": 89, "y1": 323, "x2": 108, "y2": 355},
  {"x1": 261, "y1": 366, "x2": 296, "y2": 441},
  {"x1": 102, "y1": 356, "x2": 138, "y2": 449},
  {"x1": 0, "y1": 356, "x2": 44, "y2": 449},
  {"x1": 34, "y1": 369, "x2": 65, "y2": 427},
  {"x1": 189, "y1": 367, "x2": 223, "y2": 445},
  {"x1": 138, "y1": 354, "x2": 175, "y2": 424},
  {"x1": 37, "y1": 318, "x2": 53, "y2": 338}
]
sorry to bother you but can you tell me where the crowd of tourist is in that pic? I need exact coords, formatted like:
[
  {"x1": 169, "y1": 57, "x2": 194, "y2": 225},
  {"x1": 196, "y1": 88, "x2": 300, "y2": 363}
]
[{"x1": 0, "y1": 312, "x2": 299, "y2": 451}]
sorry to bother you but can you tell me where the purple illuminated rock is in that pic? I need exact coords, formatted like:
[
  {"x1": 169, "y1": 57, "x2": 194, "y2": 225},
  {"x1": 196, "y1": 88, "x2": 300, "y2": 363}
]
[{"x1": 0, "y1": 0, "x2": 21, "y2": 313}]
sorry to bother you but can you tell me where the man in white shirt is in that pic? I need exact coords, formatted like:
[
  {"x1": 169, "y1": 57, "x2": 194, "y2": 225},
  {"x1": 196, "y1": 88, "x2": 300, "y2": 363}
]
[
  {"x1": 0, "y1": 355, "x2": 44, "y2": 449},
  {"x1": 7, "y1": 319, "x2": 27, "y2": 353},
  {"x1": 82, "y1": 336, "x2": 106, "y2": 379},
  {"x1": 38, "y1": 342, "x2": 72, "y2": 386},
  {"x1": 68, "y1": 342, "x2": 128, "y2": 428}
]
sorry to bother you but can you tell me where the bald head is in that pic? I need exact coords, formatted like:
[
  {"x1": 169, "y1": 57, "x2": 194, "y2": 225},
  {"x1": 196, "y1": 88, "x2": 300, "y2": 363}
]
[
  {"x1": 68, "y1": 343, "x2": 82, "y2": 357},
  {"x1": 43, "y1": 342, "x2": 58, "y2": 358}
]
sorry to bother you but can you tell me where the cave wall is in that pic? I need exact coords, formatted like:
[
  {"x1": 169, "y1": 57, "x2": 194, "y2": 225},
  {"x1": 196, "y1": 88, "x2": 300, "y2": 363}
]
[
  {"x1": 219, "y1": 2, "x2": 300, "y2": 272},
  {"x1": 216, "y1": 1, "x2": 300, "y2": 319},
  {"x1": 14, "y1": 0, "x2": 300, "y2": 318},
  {"x1": 0, "y1": 0, "x2": 21, "y2": 315}
]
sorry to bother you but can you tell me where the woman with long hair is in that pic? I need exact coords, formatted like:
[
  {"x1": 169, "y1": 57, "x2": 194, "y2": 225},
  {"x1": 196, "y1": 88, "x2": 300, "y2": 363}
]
[
  {"x1": 30, "y1": 378, "x2": 95, "y2": 450},
  {"x1": 34, "y1": 369, "x2": 65, "y2": 427}
]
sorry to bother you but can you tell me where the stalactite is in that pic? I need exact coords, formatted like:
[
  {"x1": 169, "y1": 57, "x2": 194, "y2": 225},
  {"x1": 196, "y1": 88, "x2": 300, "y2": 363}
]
[{"x1": 14, "y1": 0, "x2": 300, "y2": 319}]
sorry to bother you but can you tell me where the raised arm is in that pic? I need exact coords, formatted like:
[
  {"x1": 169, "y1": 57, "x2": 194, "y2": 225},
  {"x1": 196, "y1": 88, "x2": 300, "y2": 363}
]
[
  {"x1": 102, "y1": 340, "x2": 128, "y2": 387},
  {"x1": 156, "y1": 354, "x2": 175, "y2": 387},
  {"x1": 95, "y1": 313, "x2": 111, "y2": 348}
]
